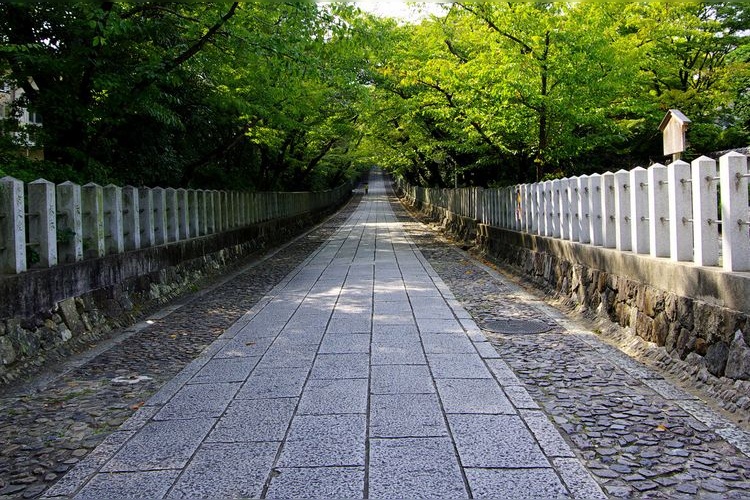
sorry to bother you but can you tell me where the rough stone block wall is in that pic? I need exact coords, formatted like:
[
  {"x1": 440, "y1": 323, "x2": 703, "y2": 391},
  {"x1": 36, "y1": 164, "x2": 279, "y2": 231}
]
[
  {"x1": 410, "y1": 200, "x2": 479, "y2": 243},
  {"x1": 477, "y1": 225, "x2": 750, "y2": 383},
  {"x1": 0, "y1": 203, "x2": 346, "y2": 385}
]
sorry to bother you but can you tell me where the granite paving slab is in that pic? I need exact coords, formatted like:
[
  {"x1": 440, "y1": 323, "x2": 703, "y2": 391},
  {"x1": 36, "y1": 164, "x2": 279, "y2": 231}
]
[
  {"x1": 421, "y1": 333, "x2": 476, "y2": 354},
  {"x1": 448, "y1": 414, "x2": 550, "y2": 468},
  {"x1": 318, "y1": 333, "x2": 371, "y2": 354},
  {"x1": 370, "y1": 364, "x2": 435, "y2": 394},
  {"x1": 427, "y1": 352, "x2": 493, "y2": 379},
  {"x1": 265, "y1": 467, "x2": 365, "y2": 500},
  {"x1": 235, "y1": 367, "x2": 309, "y2": 399},
  {"x1": 187, "y1": 356, "x2": 260, "y2": 383},
  {"x1": 101, "y1": 417, "x2": 216, "y2": 472},
  {"x1": 464, "y1": 468, "x2": 568, "y2": 500},
  {"x1": 370, "y1": 341, "x2": 426, "y2": 365},
  {"x1": 206, "y1": 398, "x2": 297, "y2": 442},
  {"x1": 297, "y1": 378, "x2": 369, "y2": 415},
  {"x1": 368, "y1": 437, "x2": 467, "y2": 499},
  {"x1": 436, "y1": 378, "x2": 515, "y2": 414},
  {"x1": 276, "y1": 414, "x2": 367, "y2": 468},
  {"x1": 310, "y1": 353, "x2": 370, "y2": 379},
  {"x1": 166, "y1": 442, "x2": 279, "y2": 499},
  {"x1": 153, "y1": 382, "x2": 240, "y2": 420},
  {"x1": 370, "y1": 393, "x2": 449, "y2": 438},
  {"x1": 75, "y1": 471, "x2": 181, "y2": 500}
]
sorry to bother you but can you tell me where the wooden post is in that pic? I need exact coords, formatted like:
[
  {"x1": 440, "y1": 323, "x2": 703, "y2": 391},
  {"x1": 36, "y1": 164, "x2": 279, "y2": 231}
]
[
  {"x1": 227, "y1": 191, "x2": 236, "y2": 228},
  {"x1": 557, "y1": 179, "x2": 572, "y2": 240},
  {"x1": 247, "y1": 193, "x2": 255, "y2": 225},
  {"x1": 196, "y1": 190, "x2": 207, "y2": 236},
  {"x1": 216, "y1": 191, "x2": 225, "y2": 231},
  {"x1": 188, "y1": 189, "x2": 199, "y2": 238},
  {"x1": 551, "y1": 180, "x2": 561, "y2": 238},
  {"x1": 659, "y1": 109, "x2": 691, "y2": 163},
  {"x1": 527, "y1": 184, "x2": 536, "y2": 233},
  {"x1": 543, "y1": 181, "x2": 554, "y2": 237},
  {"x1": 238, "y1": 192, "x2": 247, "y2": 227},
  {"x1": 567, "y1": 180, "x2": 579, "y2": 242},
  {"x1": 234, "y1": 191, "x2": 242, "y2": 227},
  {"x1": 229, "y1": 190, "x2": 236, "y2": 226},
  {"x1": 535, "y1": 183, "x2": 545, "y2": 236},
  {"x1": 204, "y1": 190, "x2": 215, "y2": 234}
]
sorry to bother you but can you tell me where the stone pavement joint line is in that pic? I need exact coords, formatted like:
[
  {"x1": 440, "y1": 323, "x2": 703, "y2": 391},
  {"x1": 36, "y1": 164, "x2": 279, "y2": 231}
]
[{"x1": 44, "y1": 170, "x2": 602, "y2": 499}]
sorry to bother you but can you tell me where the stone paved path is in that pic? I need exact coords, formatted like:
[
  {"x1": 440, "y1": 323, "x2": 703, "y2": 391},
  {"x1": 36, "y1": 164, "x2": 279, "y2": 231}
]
[
  {"x1": 24, "y1": 168, "x2": 749, "y2": 499},
  {"x1": 41, "y1": 171, "x2": 604, "y2": 499}
]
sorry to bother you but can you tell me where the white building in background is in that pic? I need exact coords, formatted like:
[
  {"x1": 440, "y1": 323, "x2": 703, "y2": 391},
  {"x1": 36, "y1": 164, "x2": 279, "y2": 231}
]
[{"x1": 0, "y1": 79, "x2": 44, "y2": 160}]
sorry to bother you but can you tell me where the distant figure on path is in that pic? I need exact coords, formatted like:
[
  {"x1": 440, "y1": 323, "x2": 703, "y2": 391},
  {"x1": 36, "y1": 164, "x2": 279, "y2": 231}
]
[{"x1": 364, "y1": 183, "x2": 369, "y2": 195}]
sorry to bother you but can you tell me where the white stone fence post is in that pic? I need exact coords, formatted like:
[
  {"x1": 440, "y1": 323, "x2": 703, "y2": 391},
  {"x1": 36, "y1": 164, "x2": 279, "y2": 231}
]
[
  {"x1": 397, "y1": 151, "x2": 750, "y2": 273},
  {"x1": 0, "y1": 178, "x2": 353, "y2": 275}
]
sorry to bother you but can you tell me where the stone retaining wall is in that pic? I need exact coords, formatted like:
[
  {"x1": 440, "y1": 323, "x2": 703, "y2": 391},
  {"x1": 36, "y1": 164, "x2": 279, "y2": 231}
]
[
  {"x1": 400, "y1": 194, "x2": 750, "y2": 387},
  {"x1": 0, "y1": 201, "x2": 348, "y2": 385},
  {"x1": 417, "y1": 202, "x2": 480, "y2": 243}
]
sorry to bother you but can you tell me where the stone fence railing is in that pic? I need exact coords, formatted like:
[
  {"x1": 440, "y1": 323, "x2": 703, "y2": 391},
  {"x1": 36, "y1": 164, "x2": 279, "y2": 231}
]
[
  {"x1": 0, "y1": 177, "x2": 352, "y2": 275},
  {"x1": 397, "y1": 151, "x2": 750, "y2": 273}
]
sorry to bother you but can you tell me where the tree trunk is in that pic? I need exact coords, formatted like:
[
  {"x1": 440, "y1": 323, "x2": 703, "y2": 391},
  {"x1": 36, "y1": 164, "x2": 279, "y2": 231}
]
[{"x1": 536, "y1": 32, "x2": 551, "y2": 181}]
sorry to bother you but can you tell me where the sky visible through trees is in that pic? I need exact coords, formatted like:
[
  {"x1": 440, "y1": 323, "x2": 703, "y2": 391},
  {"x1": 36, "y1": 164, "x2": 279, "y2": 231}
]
[{"x1": 0, "y1": 2, "x2": 748, "y2": 190}]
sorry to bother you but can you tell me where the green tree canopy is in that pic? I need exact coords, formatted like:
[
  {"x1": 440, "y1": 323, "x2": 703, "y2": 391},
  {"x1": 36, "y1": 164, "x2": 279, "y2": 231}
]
[
  {"x1": 356, "y1": 1, "x2": 749, "y2": 186},
  {"x1": 1, "y1": 2, "x2": 747, "y2": 189},
  {"x1": 0, "y1": 1, "x2": 370, "y2": 190}
]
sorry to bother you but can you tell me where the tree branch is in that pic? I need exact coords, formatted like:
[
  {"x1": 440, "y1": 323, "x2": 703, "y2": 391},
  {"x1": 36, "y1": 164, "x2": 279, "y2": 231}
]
[
  {"x1": 180, "y1": 118, "x2": 260, "y2": 184},
  {"x1": 417, "y1": 79, "x2": 455, "y2": 107},
  {"x1": 306, "y1": 138, "x2": 337, "y2": 171},
  {"x1": 455, "y1": 2, "x2": 533, "y2": 54},
  {"x1": 471, "y1": 120, "x2": 506, "y2": 157},
  {"x1": 444, "y1": 39, "x2": 468, "y2": 63},
  {"x1": 162, "y1": 3, "x2": 239, "y2": 74}
]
